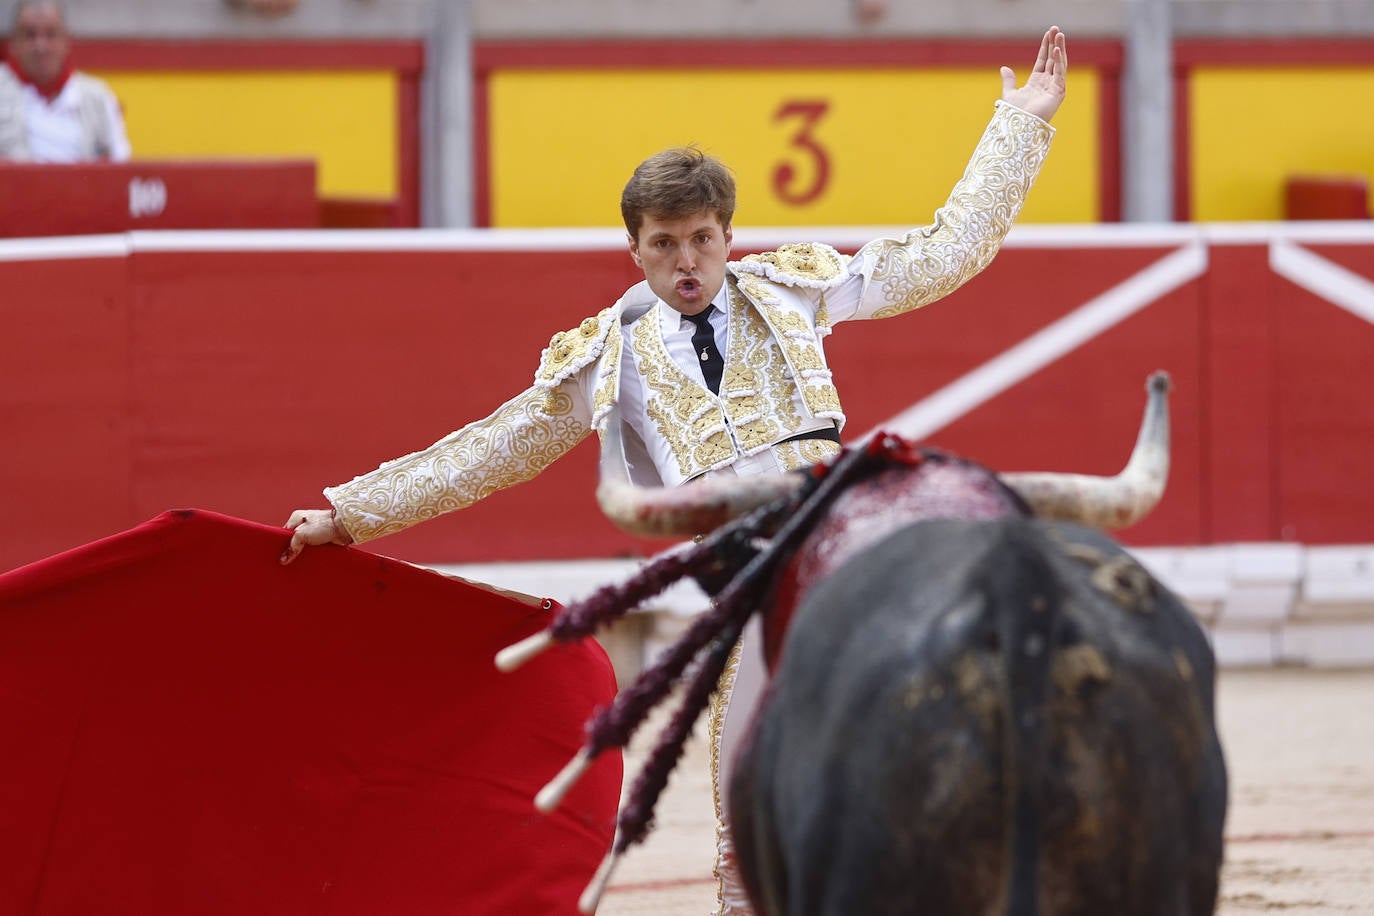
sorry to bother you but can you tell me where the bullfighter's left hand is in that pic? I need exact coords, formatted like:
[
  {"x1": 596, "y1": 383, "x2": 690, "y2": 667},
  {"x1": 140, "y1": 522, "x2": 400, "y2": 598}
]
[{"x1": 1000, "y1": 26, "x2": 1068, "y2": 123}]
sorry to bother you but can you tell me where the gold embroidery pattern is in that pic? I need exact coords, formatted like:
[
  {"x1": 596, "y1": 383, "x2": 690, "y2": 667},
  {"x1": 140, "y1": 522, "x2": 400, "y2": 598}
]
[
  {"x1": 815, "y1": 298, "x2": 833, "y2": 337},
  {"x1": 774, "y1": 437, "x2": 841, "y2": 471},
  {"x1": 735, "y1": 275, "x2": 771, "y2": 310},
  {"x1": 708, "y1": 635, "x2": 746, "y2": 914},
  {"x1": 326, "y1": 386, "x2": 587, "y2": 543},
  {"x1": 807, "y1": 383, "x2": 842, "y2": 416},
  {"x1": 591, "y1": 326, "x2": 622, "y2": 425},
  {"x1": 744, "y1": 284, "x2": 845, "y2": 422},
  {"x1": 761, "y1": 305, "x2": 808, "y2": 336},
  {"x1": 631, "y1": 317, "x2": 734, "y2": 476},
  {"x1": 722, "y1": 284, "x2": 791, "y2": 452},
  {"x1": 719, "y1": 363, "x2": 778, "y2": 453},
  {"x1": 535, "y1": 306, "x2": 615, "y2": 385},
  {"x1": 862, "y1": 102, "x2": 1053, "y2": 321},
  {"x1": 737, "y1": 242, "x2": 846, "y2": 288},
  {"x1": 627, "y1": 284, "x2": 848, "y2": 479}
]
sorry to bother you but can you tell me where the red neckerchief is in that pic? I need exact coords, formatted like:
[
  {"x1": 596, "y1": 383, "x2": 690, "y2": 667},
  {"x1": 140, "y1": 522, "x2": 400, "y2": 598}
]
[{"x1": 5, "y1": 56, "x2": 74, "y2": 102}]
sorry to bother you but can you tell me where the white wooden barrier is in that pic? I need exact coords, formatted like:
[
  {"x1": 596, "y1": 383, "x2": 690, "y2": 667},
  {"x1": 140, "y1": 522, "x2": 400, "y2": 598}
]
[{"x1": 431, "y1": 546, "x2": 1374, "y2": 673}]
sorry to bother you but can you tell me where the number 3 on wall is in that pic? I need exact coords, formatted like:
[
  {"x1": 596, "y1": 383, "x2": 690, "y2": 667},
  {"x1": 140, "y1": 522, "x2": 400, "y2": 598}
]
[{"x1": 771, "y1": 100, "x2": 832, "y2": 207}]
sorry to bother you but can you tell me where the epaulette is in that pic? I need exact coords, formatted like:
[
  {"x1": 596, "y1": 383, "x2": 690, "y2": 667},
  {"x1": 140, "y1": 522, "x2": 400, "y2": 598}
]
[
  {"x1": 534, "y1": 306, "x2": 616, "y2": 388},
  {"x1": 731, "y1": 242, "x2": 849, "y2": 290}
]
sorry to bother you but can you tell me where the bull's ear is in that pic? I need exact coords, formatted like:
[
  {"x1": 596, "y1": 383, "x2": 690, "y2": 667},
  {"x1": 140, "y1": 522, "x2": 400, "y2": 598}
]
[{"x1": 1001, "y1": 371, "x2": 1171, "y2": 530}]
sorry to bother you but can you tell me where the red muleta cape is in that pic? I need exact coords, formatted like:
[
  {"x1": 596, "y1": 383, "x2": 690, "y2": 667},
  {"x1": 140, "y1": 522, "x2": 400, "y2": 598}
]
[{"x1": 0, "y1": 509, "x2": 620, "y2": 915}]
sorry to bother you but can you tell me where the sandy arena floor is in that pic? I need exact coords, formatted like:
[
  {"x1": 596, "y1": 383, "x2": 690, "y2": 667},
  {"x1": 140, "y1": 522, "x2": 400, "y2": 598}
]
[{"x1": 594, "y1": 667, "x2": 1374, "y2": 915}]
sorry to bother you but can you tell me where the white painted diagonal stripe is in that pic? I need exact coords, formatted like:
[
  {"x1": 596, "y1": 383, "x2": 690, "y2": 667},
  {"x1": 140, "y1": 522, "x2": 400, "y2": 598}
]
[
  {"x1": 874, "y1": 242, "x2": 1208, "y2": 441},
  {"x1": 1270, "y1": 239, "x2": 1374, "y2": 325}
]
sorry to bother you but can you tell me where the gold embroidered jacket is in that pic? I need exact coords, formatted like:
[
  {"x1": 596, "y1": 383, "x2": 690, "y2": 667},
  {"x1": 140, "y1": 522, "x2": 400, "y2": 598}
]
[{"x1": 326, "y1": 101, "x2": 1053, "y2": 543}]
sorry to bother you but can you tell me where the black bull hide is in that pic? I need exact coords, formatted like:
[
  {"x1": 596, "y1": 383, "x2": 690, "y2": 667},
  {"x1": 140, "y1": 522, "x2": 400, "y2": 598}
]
[{"x1": 730, "y1": 515, "x2": 1229, "y2": 916}]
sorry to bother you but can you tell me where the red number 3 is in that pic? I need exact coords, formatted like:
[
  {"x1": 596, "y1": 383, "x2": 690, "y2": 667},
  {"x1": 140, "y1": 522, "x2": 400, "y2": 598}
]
[{"x1": 772, "y1": 100, "x2": 832, "y2": 207}]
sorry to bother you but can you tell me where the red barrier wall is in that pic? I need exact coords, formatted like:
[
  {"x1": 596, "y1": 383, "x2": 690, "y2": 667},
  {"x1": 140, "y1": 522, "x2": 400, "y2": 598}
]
[{"x1": 2, "y1": 226, "x2": 1371, "y2": 573}]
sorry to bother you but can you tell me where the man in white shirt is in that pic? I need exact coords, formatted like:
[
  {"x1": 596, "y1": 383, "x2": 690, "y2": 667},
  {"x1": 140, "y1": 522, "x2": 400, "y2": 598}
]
[{"x1": 0, "y1": 1, "x2": 131, "y2": 162}]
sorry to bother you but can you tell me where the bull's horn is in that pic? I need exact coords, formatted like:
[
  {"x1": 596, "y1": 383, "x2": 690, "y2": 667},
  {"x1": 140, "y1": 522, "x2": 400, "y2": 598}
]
[
  {"x1": 595, "y1": 409, "x2": 805, "y2": 538},
  {"x1": 1001, "y1": 371, "x2": 1172, "y2": 529}
]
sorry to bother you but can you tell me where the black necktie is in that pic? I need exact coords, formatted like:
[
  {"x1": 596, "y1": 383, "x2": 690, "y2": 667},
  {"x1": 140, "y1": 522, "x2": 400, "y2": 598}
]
[{"x1": 684, "y1": 306, "x2": 724, "y2": 395}]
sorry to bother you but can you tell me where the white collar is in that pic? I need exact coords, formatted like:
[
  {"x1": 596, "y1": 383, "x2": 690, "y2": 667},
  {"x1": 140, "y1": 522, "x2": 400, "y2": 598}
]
[{"x1": 656, "y1": 283, "x2": 731, "y2": 334}]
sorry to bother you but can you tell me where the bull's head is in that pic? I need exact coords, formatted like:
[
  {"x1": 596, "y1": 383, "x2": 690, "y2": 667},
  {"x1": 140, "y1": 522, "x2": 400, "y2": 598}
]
[{"x1": 597, "y1": 371, "x2": 1172, "y2": 538}]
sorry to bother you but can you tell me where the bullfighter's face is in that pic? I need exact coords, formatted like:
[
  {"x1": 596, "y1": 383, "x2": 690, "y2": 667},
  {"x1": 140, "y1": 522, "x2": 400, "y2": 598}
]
[{"x1": 628, "y1": 210, "x2": 733, "y2": 317}]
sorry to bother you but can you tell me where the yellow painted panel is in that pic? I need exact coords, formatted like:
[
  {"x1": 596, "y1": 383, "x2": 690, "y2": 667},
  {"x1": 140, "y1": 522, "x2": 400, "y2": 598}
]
[
  {"x1": 95, "y1": 70, "x2": 398, "y2": 197},
  {"x1": 490, "y1": 68, "x2": 1098, "y2": 227},
  {"x1": 1191, "y1": 67, "x2": 1374, "y2": 221}
]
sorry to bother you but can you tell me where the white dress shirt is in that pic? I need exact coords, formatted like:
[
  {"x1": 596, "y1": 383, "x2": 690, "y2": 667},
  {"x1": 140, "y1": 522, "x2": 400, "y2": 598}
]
[
  {"x1": 19, "y1": 74, "x2": 131, "y2": 163},
  {"x1": 657, "y1": 285, "x2": 731, "y2": 385}
]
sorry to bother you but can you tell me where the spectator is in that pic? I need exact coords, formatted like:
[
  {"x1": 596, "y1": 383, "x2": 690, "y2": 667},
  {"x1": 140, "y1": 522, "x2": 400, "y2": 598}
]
[
  {"x1": 0, "y1": 0, "x2": 130, "y2": 162},
  {"x1": 853, "y1": 0, "x2": 889, "y2": 24},
  {"x1": 224, "y1": 0, "x2": 301, "y2": 17}
]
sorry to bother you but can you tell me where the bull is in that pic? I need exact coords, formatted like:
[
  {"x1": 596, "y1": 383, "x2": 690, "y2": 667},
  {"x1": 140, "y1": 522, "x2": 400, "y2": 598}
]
[{"x1": 499, "y1": 372, "x2": 1228, "y2": 916}]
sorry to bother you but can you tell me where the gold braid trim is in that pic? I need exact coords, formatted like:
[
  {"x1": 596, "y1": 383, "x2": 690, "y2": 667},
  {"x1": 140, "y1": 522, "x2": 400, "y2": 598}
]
[
  {"x1": 709, "y1": 635, "x2": 746, "y2": 915},
  {"x1": 721, "y1": 280, "x2": 790, "y2": 454},
  {"x1": 591, "y1": 326, "x2": 622, "y2": 428},
  {"x1": 736, "y1": 276, "x2": 845, "y2": 423},
  {"x1": 325, "y1": 385, "x2": 587, "y2": 543}
]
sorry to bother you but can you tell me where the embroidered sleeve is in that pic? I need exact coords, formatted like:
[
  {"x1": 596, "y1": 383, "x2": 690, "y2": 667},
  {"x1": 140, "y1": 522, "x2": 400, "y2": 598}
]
[
  {"x1": 837, "y1": 100, "x2": 1054, "y2": 322},
  {"x1": 325, "y1": 383, "x2": 591, "y2": 544}
]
